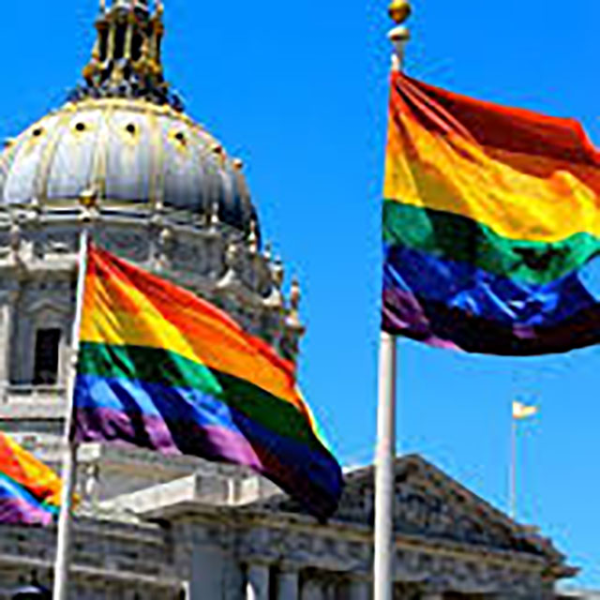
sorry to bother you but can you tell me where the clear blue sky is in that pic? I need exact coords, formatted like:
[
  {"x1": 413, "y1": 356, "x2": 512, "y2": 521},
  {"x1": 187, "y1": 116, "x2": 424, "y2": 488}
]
[{"x1": 2, "y1": 0, "x2": 599, "y2": 588}]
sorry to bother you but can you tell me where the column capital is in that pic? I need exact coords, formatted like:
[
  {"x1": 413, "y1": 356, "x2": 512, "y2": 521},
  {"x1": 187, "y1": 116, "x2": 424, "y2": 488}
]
[
  {"x1": 276, "y1": 561, "x2": 303, "y2": 575},
  {"x1": 246, "y1": 558, "x2": 273, "y2": 568}
]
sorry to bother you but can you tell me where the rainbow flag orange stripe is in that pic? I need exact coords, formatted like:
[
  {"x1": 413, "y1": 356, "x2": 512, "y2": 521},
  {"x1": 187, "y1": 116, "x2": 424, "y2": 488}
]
[
  {"x1": 383, "y1": 72, "x2": 600, "y2": 355},
  {"x1": 74, "y1": 245, "x2": 343, "y2": 519},
  {"x1": 0, "y1": 432, "x2": 62, "y2": 526}
]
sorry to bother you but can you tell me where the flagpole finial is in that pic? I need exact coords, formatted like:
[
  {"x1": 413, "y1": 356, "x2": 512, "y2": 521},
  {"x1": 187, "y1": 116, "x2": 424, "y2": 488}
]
[
  {"x1": 388, "y1": 0, "x2": 411, "y2": 24},
  {"x1": 388, "y1": 0, "x2": 411, "y2": 71}
]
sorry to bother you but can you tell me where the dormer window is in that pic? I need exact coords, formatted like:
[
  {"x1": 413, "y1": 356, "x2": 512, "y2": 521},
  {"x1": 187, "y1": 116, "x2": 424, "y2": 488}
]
[{"x1": 33, "y1": 329, "x2": 62, "y2": 386}]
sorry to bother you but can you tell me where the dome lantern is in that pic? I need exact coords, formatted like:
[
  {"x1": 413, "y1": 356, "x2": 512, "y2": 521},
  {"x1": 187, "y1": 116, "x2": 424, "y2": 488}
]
[{"x1": 73, "y1": 0, "x2": 179, "y2": 109}]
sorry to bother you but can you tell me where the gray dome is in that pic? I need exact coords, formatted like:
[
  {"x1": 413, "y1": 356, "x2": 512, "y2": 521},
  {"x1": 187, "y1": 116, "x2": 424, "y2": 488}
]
[{"x1": 0, "y1": 98, "x2": 257, "y2": 233}]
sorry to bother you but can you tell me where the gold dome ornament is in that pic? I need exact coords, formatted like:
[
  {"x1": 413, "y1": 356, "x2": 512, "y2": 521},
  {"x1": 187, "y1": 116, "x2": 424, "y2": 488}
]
[{"x1": 388, "y1": 0, "x2": 412, "y2": 24}]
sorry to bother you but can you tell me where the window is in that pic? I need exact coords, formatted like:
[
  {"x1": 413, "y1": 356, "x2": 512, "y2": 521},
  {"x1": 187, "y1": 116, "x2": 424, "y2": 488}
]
[{"x1": 33, "y1": 329, "x2": 62, "y2": 385}]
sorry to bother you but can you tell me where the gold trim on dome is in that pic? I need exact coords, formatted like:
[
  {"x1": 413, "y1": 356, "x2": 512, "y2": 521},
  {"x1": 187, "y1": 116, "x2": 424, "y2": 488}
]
[
  {"x1": 35, "y1": 105, "x2": 78, "y2": 204},
  {"x1": 148, "y1": 103, "x2": 164, "y2": 212},
  {"x1": 62, "y1": 98, "x2": 207, "y2": 132}
]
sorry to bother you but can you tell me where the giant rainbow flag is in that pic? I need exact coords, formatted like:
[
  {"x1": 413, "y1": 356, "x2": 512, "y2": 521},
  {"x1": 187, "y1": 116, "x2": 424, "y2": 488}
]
[
  {"x1": 73, "y1": 245, "x2": 343, "y2": 519},
  {"x1": 0, "y1": 432, "x2": 62, "y2": 526},
  {"x1": 383, "y1": 72, "x2": 600, "y2": 355}
]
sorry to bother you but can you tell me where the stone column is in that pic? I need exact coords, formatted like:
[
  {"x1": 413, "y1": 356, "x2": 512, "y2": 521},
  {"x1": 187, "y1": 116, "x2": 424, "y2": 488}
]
[
  {"x1": 185, "y1": 527, "x2": 224, "y2": 600},
  {"x1": 246, "y1": 563, "x2": 270, "y2": 600},
  {"x1": 277, "y1": 568, "x2": 299, "y2": 600},
  {"x1": 1, "y1": 289, "x2": 18, "y2": 394},
  {"x1": 300, "y1": 580, "x2": 323, "y2": 600},
  {"x1": 347, "y1": 579, "x2": 370, "y2": 600},
  {"x1": 421, "y1": 594, "x2": 444, "y2": 600}
]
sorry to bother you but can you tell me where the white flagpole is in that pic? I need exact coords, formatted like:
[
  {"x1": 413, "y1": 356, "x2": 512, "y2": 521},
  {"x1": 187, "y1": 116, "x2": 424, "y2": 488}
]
[
  {"x1": 53, "y1": 191, "x2": 96, "y2": 600},
  {"x1": 374, "y1": 332, "x2": 397, "y2": 600},
  {"x1": 510, "y1": 415, "x2": 518, "y2": 520},
  {"x1": 374, "y1": 5, "x2": 411, "y2": 600}
]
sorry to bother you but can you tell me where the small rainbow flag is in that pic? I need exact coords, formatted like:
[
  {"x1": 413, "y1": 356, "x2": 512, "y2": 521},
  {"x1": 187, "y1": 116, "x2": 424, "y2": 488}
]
[
  {"x1": 0, "y1": 432, "x2": 62, "y2": 526},
  {"x1": 383, "y1": 72, "x2": 600, "y2": 355},
  {"x1": 73, "y1": 245, "x2": 343, "y2": 519}
]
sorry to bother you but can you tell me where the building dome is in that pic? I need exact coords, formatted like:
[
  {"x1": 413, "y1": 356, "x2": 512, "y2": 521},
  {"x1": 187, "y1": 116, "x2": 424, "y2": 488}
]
[
  {"x1": 0, "y1": 0, "x2": 257, "y2": 235},
  {"x1": 0, "y1": 99, "x2": 256, "y2": 233}
]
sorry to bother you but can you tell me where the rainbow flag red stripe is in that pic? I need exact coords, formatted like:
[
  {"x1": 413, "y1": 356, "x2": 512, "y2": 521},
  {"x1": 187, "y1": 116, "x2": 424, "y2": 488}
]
[
  {"x1": 73, "y1": 245, "x2": 343, "y2": 519},
  {"x1": 383, "y1": 72, "x2": 600, "y2": 355},
  {"x1": 0, "y1": 432, "x2": 62, "y2": 526}
]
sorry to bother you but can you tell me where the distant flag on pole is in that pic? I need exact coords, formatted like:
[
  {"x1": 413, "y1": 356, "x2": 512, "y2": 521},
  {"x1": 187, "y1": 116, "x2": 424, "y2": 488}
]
[
  {"x1": 0, "y1": 432, "x2": 62, "y2": 526},
  {"x1": 512, "y1": 401, "x2": 539, "y2": 421},
  {"x1": 382, "y1": 72, "x2": 600, "y2": 355},
  {"x1": 72, "y1": 245, "x2": 344, "y2": 520}
]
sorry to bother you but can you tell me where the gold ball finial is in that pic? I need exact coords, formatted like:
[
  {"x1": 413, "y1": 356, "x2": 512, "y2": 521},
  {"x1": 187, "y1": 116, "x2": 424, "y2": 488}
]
[{"x1": 388, "y1": 0, "x2": 412, "y2": 24}]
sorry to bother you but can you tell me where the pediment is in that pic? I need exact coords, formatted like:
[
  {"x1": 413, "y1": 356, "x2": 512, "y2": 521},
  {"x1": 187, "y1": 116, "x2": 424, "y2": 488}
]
[{"x1": 259, "y1": 454, "x2": 562, "y2": 561}]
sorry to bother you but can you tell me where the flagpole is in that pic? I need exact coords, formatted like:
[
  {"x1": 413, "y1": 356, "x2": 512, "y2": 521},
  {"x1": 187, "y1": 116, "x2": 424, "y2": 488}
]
[
  {"x1": 53, "y1": 190, "x2": 96, "y2": 600},
  {"x1": 510, "y1": 415, "x2": 518, "y2": 520},
  {"x1": 374, "y1": 332, "x2": 397, "y2": 600},
  {"x1": 374, "y1": 5, "x2": 411, "y2": 600}
]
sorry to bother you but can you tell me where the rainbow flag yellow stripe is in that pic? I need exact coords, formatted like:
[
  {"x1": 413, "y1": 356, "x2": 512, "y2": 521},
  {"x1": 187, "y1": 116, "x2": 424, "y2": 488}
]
[
  {"x1": 74, "y1": 245, "x2": 343, "y2": 519},
  {"x1": 383, "y1": 73, "x2": 600, "y2": 355}
]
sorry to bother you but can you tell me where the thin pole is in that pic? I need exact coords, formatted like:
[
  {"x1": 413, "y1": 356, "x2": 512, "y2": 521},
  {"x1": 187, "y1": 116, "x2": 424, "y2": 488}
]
[
  {"x1": 510, "y1": 417, "x2": 518, "y2": 520},
  {"x1": 374, "y1": 5, "x2": 411, "y2": 599},
  {"x1": 53, "y1": 218, "x2": 91, "y2": 600},
  {"x1": 374, "y1": 332, "x2": 397, "y2": 600}
]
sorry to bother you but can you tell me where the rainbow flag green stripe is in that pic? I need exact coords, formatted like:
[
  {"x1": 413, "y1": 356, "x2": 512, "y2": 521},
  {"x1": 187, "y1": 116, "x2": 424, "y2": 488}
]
[
  {"x1": 74, "y1": 245, "x2": 343, "y2": 520},
  {"x1": 77, "y1": 342, "x2": 324, "y2": 451},
  {"x1": 383, "y1": 201, "x2": 600, "y2": 286}
]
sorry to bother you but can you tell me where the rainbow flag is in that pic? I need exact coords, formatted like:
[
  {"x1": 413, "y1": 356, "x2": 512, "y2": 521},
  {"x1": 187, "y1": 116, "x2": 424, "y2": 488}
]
[
  {"x1": 383, "y1": 72, "x2": 600, "y2": 355},
  {"x1": 0, "y1": 432, "x2": 62, "y2": 526},
  {"x1": 73, "y1": 245, "x2": 343, "y2": 519}
]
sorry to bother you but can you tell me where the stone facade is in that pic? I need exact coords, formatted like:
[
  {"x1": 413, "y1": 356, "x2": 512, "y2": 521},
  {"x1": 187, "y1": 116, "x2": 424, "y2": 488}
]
[
  {"x1": 0, "y1": 454, "x2": 576, "y2": 599},
  {"x1": 0, "y1": 1, "x2": 579, "y2": 598}
]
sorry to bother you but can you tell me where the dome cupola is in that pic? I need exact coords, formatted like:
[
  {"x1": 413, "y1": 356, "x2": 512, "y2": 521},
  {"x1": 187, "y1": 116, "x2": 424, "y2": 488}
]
[{"x1": 0, "y1": 0, "x2": 258, "y2": 236}]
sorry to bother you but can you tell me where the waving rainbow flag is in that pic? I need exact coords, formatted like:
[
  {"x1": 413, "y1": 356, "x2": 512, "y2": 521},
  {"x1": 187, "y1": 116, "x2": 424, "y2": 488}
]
[
  {"x1": 0, "y1": 432, "x2": 62, "y2": 526},
  {"x1": 383, "y1": 72, "x2": 600, "y2": 355},
  {"x1": 73, "y1": 245, "x2": 343, "y2": 519}
]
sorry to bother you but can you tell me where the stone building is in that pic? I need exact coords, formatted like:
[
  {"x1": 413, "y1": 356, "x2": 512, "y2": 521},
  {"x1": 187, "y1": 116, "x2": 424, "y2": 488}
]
[{"x1": 0, "y1": 1, "x2": 578, "y2": 598}]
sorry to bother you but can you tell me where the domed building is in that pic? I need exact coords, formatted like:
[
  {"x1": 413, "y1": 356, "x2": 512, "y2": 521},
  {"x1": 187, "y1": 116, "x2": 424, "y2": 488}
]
[{"x1": 0, "y1": 1, "x2": 578, "y2": 598}]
